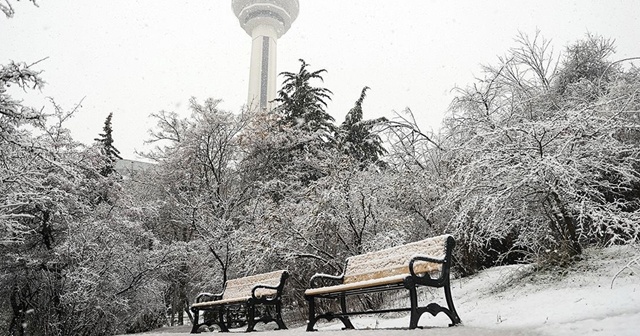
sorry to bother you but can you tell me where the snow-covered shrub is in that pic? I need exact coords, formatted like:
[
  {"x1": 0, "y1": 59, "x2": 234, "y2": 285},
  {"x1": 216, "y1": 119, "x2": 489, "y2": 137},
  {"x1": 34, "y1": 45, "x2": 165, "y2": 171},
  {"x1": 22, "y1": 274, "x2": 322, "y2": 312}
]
[{"x1": 435, "y1": 33, "x2": 640, "y2": 271}]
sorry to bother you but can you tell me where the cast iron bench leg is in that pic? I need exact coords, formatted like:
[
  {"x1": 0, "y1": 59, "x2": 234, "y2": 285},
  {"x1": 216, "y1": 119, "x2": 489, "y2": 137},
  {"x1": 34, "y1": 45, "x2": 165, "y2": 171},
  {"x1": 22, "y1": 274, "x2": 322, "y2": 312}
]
[
  {"x1": 445, "y1": 283, "x2": 462, "y2": 325},
  {"x1": 306, "y1": 296, "x2": 318, "y2": 331},
  {"x1": 275, "y1": 301, "x2": 287, "y2": 330},
  {"x1": 217, "y1": 309, "x2": 230, "y2": 332},
  {"x1": 246, "y1": 303, "x2": 256, "y2": 332},
  {"x1": 339, "y1": 294, "x2": 355, "y2": 329},
  {"x1": 190, "y1": 309, "x2": 201, "y2": 333},
  {"x1": 408, "y1": 286, "x2": 422, "y2": 329}
]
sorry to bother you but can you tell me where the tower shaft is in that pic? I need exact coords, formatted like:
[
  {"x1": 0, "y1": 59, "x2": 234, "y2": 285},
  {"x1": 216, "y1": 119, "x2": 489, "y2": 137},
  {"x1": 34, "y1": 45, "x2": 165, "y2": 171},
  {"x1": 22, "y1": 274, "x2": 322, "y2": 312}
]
[
  {"x1": 232, "y1": 0, "x2": 299, "y2": 112},
  {"x1": 248, "y1": 24, "x2": 278, "y2": 111}
]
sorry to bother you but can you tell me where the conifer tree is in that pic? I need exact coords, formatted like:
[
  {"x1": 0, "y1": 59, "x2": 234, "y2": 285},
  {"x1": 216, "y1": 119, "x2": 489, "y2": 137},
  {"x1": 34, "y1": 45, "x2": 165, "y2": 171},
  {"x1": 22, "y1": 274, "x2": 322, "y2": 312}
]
[
  {"x1": 246, "y1": 59, "x2": 340, "y2": 189},
  {"x1": 338, "y1": 86, "x2": 387, "y2": 166},
  {"x1": 276, "y1": 59, "x2": 335, "y2": 139},
  {"x1": 95, "y1": 112, "x2": 122, "y2": 176}
]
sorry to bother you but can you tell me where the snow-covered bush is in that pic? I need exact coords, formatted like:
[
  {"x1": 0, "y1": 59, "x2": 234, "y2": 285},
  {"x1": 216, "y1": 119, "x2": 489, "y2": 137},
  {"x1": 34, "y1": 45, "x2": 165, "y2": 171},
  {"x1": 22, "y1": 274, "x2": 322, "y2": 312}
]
[
  {"x1": 0, "y1": 61, "x2": 174, "y2": 335},
  {"x1": 435, "y1": 33, "x2": 640, "y2": 271}
]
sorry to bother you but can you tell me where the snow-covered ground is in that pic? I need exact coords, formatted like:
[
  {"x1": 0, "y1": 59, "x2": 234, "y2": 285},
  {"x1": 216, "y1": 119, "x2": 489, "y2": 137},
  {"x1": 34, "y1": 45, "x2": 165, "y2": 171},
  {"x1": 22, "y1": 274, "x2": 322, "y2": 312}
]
[{"x1": 128, "y1": 245, "x2": 639, "y2": 336}]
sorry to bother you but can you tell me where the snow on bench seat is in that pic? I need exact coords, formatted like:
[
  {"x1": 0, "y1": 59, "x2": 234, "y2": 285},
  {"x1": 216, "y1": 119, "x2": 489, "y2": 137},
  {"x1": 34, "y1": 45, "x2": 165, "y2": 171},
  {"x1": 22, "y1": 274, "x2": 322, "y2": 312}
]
[
  {"x1": 193, "y1": 270, "x2": 285, "y2": 308},
  {"x1": 305, "y1": 235, "x2": 449, "y2": 296}
]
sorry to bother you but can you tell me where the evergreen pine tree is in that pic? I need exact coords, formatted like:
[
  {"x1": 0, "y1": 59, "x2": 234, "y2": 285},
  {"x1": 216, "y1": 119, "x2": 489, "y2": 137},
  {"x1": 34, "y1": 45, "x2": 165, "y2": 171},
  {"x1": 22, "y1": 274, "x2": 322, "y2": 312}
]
[
  {"x1": 95, "y1": 112, "x2": 122, "y2": 176},
  {"x1": 338, "y1": 87, "x2": 387, "y2": 166},
  {"x1": 275, "y1": 59, "x2": 336, "y2": 139},
  {"x1": 243, "y1": 60, "x2": 338, "y2": 194}
]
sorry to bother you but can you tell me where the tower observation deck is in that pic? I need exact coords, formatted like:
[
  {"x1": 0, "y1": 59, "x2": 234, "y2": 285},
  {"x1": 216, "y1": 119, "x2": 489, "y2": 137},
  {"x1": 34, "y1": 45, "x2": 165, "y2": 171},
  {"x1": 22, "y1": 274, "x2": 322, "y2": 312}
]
[{"x1": 232, "y1": 0, "x2": 299, "y2": 111}]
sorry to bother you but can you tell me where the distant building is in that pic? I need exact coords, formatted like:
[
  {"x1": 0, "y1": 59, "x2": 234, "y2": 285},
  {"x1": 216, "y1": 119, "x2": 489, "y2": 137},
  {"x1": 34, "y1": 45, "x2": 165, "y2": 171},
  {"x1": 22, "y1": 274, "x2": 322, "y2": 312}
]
[{"x1": 115, "y1": 159, "x2": 156, "y2": 178}]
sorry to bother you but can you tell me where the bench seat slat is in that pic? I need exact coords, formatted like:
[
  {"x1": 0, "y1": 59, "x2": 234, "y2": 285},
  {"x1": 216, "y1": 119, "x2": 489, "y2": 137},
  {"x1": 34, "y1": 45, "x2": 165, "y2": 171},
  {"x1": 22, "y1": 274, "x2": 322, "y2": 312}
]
[
  {"x1": 191, "y1": 296, "x2": 251, "y2": 308},
  {"x1": 304, "y1": 261, "x2": 441, "y2": 296},
  {"x1": 305, "y1": 274, "x2": 407, "y2": 296},
  {"x1": 191, "y1": 292, "x2": 278, "y2": 308}
]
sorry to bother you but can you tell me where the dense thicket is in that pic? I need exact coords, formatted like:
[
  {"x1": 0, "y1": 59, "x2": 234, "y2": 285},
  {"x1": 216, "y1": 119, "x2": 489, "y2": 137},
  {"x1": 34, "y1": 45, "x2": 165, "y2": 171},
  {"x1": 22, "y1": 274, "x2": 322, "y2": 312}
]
[
  {"x1": 2, "y1": 33, "x2": 638, "y2": 335},
  {"x1": 1, "y1": 62, "x2": 167, "y2": 335},
  {"x1": 437, "y1": 33, "x2": 640, "y2": 271}
]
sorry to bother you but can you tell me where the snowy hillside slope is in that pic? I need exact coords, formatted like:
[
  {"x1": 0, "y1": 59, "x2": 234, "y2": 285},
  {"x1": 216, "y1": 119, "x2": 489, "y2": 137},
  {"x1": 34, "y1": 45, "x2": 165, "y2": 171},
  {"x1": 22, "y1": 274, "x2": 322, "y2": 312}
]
[
  {"x1": 131, "y1": 245, "x2": 639, "y2": 336},
  {"x1": 448, "y1": 244, "x2": 639, "y2": 335}
]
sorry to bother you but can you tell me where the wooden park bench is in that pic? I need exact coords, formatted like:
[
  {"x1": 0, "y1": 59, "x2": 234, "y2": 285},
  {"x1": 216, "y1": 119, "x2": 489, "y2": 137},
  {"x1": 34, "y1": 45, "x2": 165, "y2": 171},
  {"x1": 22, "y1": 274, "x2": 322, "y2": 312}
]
[
  {"x1": 190, "y1": 270, "x2": 289, "y2": 333},
  {"x1": 304, "y1": 235, "x2": 461, "y2": 331}
]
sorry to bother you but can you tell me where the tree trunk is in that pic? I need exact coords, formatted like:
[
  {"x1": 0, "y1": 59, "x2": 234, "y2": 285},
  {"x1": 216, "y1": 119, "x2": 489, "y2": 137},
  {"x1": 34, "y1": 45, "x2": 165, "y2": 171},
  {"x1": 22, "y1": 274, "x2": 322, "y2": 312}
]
[
  {"x1": 549, "y1": 191, "x2": 582, "y2": 257},
  {"x1": 9, "y1": 286, "x2": 26, "y2": 336}
]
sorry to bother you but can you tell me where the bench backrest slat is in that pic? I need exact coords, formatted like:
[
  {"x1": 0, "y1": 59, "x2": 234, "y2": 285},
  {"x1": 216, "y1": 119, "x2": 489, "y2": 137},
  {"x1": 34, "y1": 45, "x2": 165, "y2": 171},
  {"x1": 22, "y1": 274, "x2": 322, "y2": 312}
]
[
  {"x1": 222, "y1": 270, "x2": 286, "y2": 300},
  {"x1": 343, "y1": 235, "x2": 450, "y2": 284}
]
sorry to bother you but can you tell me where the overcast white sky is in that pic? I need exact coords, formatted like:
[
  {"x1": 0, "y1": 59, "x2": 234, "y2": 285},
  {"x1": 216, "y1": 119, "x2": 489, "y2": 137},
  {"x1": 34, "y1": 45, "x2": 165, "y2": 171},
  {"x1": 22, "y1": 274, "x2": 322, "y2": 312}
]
[{"x1": 2, "y1": 1, "x2": 639, "y2": 159}]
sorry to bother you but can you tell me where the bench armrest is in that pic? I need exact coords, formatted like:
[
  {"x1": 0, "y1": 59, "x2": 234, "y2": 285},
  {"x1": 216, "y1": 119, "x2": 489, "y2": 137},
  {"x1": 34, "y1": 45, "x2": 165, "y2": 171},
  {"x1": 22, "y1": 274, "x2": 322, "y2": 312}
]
[
  {"x1": 195, "y1": 292, "x2": 223, "y2": 303},
  {"x1": 309, "y1": 273, "x2": 344, "y2": 288},
  {"x1": 408, "y1": 254, "x2": 445, "y2": 279},
  {"x1": 251, "y1": 284, "x2": 281, "y2": 299}
]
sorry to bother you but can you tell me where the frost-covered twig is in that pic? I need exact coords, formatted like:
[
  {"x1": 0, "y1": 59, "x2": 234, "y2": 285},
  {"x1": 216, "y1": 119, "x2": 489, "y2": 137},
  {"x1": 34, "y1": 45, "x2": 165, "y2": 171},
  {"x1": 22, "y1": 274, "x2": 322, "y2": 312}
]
[
  {"x1": 0, "y1": 0, "x2": 14, "y2": 18},
  {"x1": 1, "y1": 0, "x2": 38, "y2": 18},
  {"x1": 598, "y1": 56, "x2": 640, "y2": 91},
  {"x1": 610, "y1": 255, "x2": 640, "y2": 289}
]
